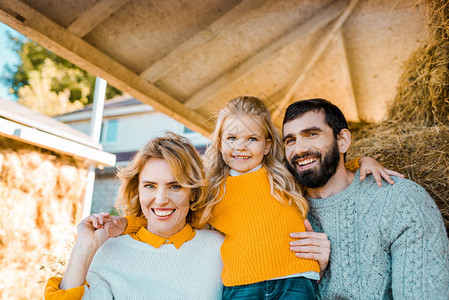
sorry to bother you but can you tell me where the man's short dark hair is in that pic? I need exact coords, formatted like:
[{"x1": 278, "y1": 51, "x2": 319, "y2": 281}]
[{"x1": 282, "y1": 98, "x2": 348, "y2": 139}]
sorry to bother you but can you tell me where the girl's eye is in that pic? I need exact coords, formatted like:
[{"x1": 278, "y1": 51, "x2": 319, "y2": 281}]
[
  {"x1": 248, "y1": 137, "x2": 257, "y2": 142},
  {"x1": 227, "y1": 136, "x2": 236, "y2": 141},
  {"x1": 144, "y1": 184, "x2": 155, "y2": 189},
  {"x1": 170, "y1": 184, "x2": 181, "y2": 190}
]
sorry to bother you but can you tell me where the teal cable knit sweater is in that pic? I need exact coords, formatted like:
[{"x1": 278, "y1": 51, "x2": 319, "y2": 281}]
[{"x1": 308, "y1": 170, "x2": 449, "y2": 299}]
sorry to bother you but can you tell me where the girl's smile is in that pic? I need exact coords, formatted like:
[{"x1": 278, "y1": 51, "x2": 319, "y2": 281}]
[{"x1": 220, "y1": 115, "x2": 271, "y2": 173}]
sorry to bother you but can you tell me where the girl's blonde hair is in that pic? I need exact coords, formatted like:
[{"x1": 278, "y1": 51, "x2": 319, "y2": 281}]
[
  {"x1": 115, "y1": 132, "x2": 208, "y2": 228},
  {"x1": 201, "y1": 96, "x2": 308, "y2": 223}
]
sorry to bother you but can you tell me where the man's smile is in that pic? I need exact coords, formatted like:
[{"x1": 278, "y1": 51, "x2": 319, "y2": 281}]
[{"x1": 295, "y1": 156, "x2": 319, "y2": 169}]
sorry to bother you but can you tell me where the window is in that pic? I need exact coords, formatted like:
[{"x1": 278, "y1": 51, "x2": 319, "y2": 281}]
[
  {"x1": 183, "y1": 126, "x2": 194, "y2": 134},
  {"x1": 100, "y1": 119, "x2": 119, "y2": 143}
]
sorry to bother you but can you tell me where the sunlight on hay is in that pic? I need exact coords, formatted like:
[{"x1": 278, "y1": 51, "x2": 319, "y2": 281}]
[
  {"x1": 389, "y1": 0, "x2": 449, "y2": 126},
  {"x1": 349, "y1": 0, "x2": 449, "y2": 235},
  {"x1": 0, "y1": 136, "x2": 87, "y2": 299},
  {"x1": 349, "y1": 123, "x2": 449, "y2": 231}
]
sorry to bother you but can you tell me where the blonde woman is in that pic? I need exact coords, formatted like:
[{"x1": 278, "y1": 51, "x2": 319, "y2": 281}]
[{"x1": 45, "y1": 133, "x2": 224, "y2": 299}]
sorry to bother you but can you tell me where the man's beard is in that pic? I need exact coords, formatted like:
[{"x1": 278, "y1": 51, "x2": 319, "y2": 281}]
[{"x1": 287, "y1": 140, "x2": 340, "y2": 189}]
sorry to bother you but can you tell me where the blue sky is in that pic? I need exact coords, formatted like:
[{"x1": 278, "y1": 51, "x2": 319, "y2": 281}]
[{"x1": 0, "y1": 22, "x2": 24, "y2": 101}]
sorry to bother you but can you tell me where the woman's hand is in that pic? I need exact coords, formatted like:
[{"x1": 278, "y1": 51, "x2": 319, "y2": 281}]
[
  {"x1": 358, "y1": 157, "x2": 405, "y2": 186},
  {"x1": 290, "y1": 219, "x2": 330, "y2": 278},
  {"x1": 88, "y1": 212, "x2": 128, "y2": 240},
  {"x1": 60, "y1": 213, "x2": 124, "y2": 289},
  {"x1": 77, "y1": 213, "x2": 120, "y2": 250}
]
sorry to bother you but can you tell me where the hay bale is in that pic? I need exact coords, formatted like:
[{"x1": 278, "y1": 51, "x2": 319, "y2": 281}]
[
  {"x1": 389, "y1": 40, "x2": 449, "y2": 125},
  {"x1": 349, "y1": 122, "x2": 449, "y2": 234},
  {"x1": 0, "y1": 136, "x2": 87, "y2": 299},
  {"x1": 388, "y1": 0, "x2": 449, "y2": 126},
  {"x1": 349, "y1": 0, "x2": 449, "y2": 235}
]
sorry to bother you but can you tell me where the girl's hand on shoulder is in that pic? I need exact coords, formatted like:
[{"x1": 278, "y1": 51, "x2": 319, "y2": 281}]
[{"x1": 358, "y1": 157, "x2": 404, "y2": 186}]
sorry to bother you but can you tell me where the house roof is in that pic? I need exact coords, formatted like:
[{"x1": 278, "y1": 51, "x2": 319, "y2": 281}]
[
  {"x1": 58, "y1": 94, "x2": 145, "y2": 115},
  {"x1": 0, "y1": 98, "x2": 115, "y2": 166},
  {"x1": 0, "y1": 1, "x2": 427, "y2": 135},
  {"x1": 55, "y1": 94, "x2": 154, "y2": 122}
]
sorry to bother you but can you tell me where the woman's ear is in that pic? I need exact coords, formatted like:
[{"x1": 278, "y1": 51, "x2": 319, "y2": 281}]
[
  {"x1": 337, "y1": 129, "x2": 351, "y2": 153},
  {"x1": 264, "y1": 139, "x2": 272, "y2": 155}
]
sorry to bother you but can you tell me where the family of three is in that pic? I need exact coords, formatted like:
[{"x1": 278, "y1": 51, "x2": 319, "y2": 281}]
[{"x1": 45, "y1": 97, "x2": 449, "y2": 299}]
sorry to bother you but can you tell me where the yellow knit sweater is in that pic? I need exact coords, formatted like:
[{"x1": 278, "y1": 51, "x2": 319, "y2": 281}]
[{"x1": 210, "y1": 168, "x2": 319, "y2": 287}]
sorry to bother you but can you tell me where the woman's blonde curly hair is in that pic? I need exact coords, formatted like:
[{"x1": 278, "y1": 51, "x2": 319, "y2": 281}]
[{"x1": 114, "y1": 132, "x2": 208, "y2": 228}]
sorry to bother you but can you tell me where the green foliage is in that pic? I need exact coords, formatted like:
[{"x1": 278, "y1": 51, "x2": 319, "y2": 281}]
[
  {"x1": 2, "y1": 35, "x2": 121, "y2": 108},
  {"x1": 108, "y1": 206, "x2": 120, "y2": 216}
]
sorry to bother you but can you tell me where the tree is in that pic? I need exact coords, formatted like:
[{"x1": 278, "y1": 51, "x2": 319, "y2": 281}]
[{"x1": 2, "y1": 36, "x2": 121, "y2": 116}]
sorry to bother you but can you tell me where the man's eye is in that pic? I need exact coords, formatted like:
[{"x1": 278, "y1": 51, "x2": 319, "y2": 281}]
[
  {"x1": 285, "y1": 138, "x2": 295, "y2": 145},
  {"x1": 307, "y1": 132, "x2": 318, "y2": 138}
]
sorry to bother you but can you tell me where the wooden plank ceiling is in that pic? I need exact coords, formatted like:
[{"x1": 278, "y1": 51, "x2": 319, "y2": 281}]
[{"x1": 0, "y1": 0, "x2": 427, "y2": 136}]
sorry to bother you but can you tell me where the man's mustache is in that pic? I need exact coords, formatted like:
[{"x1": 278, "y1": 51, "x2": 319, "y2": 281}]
[{"x1": 290, "y1": 151, "x2": 322, "y2": 166}]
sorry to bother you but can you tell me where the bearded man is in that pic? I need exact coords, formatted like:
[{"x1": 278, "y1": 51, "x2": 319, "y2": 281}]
[{"x1": 282, "y1": 98, "x2": 449, "y2": 299}]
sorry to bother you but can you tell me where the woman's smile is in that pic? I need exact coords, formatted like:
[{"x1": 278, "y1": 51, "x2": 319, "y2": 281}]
[{"x1": 139, "y1": 158, "x2": 191, "y2": 238}]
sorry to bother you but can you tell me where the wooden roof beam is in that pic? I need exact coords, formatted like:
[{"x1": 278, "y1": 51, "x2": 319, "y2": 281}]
[
  {"x1": 139, "y1": 0, "x2": 265, "y2": 83},
  {"x1": 67, "y1": 0, "x2": 131, "y2": 37},
  {"x1": 335, "y1": 29, "x2": 359, "y2": 121},
  {"x1": 272, "y1": 0, "x2": 360, "y2": 121},
  {"x1": 0, "y1": 0, "x2": 213, "y2": 136},
  {"x1": 184, "y1": 0, "x2": 349, "y2": 110}
]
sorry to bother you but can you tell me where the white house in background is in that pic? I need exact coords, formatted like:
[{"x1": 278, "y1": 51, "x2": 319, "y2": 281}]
[{"x1": 54, "y1": 95, "x2": 209, "y2": 213}]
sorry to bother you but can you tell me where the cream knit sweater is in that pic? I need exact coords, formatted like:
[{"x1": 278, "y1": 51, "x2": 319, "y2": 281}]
[{"x1": 82, "y1": 230, "x2": 224, "y2": 300}]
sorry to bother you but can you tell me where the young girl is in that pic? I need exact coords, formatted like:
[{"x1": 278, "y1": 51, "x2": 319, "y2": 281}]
[{"x1": 200, "y1": 96, "x2": 320, "y2": 299}]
